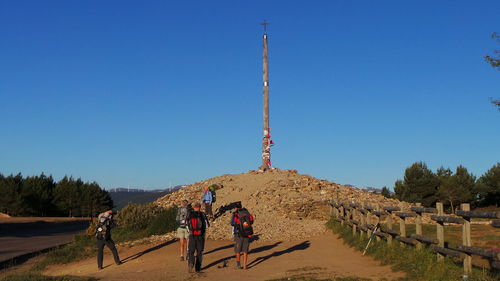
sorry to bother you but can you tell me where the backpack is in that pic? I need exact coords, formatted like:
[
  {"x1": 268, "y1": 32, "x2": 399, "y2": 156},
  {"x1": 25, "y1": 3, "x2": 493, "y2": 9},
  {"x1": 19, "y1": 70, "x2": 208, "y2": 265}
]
[
  {"x1": 95, "y1": 214, "x2": 112, "y2": 240},
  {"x1": 235, "y1": 208, "x2": 254, "y2": 238},
  {"x1": 189, "y1": 212, "x2": 204, "y2": 236},
  {"x1": 209, "y1": 185, "x2": 217, "y2": 203},
  {"x1": 178, "y1": 206, "x2": 189, "y2": 228}
]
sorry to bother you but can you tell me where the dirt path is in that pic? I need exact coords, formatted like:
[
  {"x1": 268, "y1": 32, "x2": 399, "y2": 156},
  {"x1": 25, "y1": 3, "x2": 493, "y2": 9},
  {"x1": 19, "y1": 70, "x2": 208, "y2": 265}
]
[{"x1": 45, "y1": 232, "x2": 405, "y2": 281}]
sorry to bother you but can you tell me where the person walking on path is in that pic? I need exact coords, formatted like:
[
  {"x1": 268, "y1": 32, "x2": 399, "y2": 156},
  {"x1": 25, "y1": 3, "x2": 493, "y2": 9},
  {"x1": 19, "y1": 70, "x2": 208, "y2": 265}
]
[
  {"x1": 230, "y1": 203, "x2": 254, "y2": 269},
  {"x1": 176, "y1": 200, "x2": 190, "y2": 261},
  {"x1": 201, "y1": 186, "x2": 213, "y2": 219},
  {"x1": 95, "y1": 210, "x2": 122, "y2": 270},
  {"x1": 187, "y1": 203, "x2": 209, "y2": 273}
]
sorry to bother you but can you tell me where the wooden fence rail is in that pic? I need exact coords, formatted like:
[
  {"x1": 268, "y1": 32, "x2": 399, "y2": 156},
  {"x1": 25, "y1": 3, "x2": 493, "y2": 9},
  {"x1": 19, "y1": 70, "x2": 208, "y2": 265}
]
[{"x1": 329, "y1": 200, "x2": 500, "y2": 277}]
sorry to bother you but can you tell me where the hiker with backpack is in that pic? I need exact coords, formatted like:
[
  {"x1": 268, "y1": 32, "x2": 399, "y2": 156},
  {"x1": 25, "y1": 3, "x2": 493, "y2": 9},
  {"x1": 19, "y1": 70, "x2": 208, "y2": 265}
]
[
  {"x1": 201, "y1": 186, "x2": 214, "y2": 220},
  {"x1": 187, "y1": 203, "x2": 209, "y2": 273},
  {"x1": 230, "y1": 202, "x2": 254, "y2": 270},
  {"x1": 95, "y1": 210, "x2": 122, "y2": 269},
  {"x1": 176, "y1": 200, "x2": 191, "y2": 261}
]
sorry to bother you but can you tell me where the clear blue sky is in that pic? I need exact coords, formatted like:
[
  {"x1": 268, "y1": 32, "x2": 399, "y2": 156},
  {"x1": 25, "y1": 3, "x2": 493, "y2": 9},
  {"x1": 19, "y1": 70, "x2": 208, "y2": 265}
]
[{"x1": 1, "y1": 0, "x2": 499, "y2": 190}]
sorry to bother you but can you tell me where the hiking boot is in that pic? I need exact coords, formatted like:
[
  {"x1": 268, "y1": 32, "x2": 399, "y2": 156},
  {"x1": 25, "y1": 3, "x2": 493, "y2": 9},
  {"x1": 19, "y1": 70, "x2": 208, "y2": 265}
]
[
  {"x1": 180, "y1": 256, "x2": 185, "y2": 261},
  {"x1": 235, "y1": 261, "x2": 242, "y2": 269},
  {"x1": 98, "y1": 266, "x2": 103, "y2": 270},
  {"x1": 188, "y1": 264, "x2": 194, "y2": 273},
  {"x1": 116, "y1": 261, "x2": 123, "y2": 265}
]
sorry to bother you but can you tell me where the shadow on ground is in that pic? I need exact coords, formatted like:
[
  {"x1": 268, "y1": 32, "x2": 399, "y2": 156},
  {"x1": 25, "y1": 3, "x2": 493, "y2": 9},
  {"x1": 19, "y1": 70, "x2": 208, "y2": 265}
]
[
  {"x1": 201, "y1": 241, "x2": 306, "y2": 271},
  {"x1": 122, "y1": 240, "x2": 176, "y2": 263},
  {"x1": 248, "y1": 241, "x2": 310, "y2": 268},
  {"x1": 204, "y1": 244, "x2": 233, "y2": 255}
]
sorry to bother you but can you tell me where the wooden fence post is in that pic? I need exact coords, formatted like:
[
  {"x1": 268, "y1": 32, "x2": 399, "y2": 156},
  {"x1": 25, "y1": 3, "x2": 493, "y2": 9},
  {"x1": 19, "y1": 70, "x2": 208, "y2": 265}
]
[
  {"x1": 415, "y1": 203, "x2": 423, "y2": 250},
  {"x1": 340, "y1": 205, "x2": 345, "y2": 226},
  {"x1": 335, "y1": 201, "x2": 340, "y2": 218},
  {"x1": 360, "y1": 206, "x2": 366, "y2": 239},
  {"x1": 436, "y1": 202, "x2": 445, "y2": 261},
  {"x1": 375, "y1": 205, "x2": 381, "y2": 242},
  {"x1": 366, "y1": 207, "x2": 372, "y2": 237},
  {"x1": 461, "y1": 203, "x2": 472, "y2": 276},
  {"x1": 399, "y1": 214, "x2": 406, "y2": 246},
  {"x1": 387, "y1": 210, "x2": 393, "y2": 246},
  {"x1": 352, "y1": 207, "x2": 357, "y2": 236},
  {"x1": 329, "y1": 201, "x2": 334, "y2": 218}
]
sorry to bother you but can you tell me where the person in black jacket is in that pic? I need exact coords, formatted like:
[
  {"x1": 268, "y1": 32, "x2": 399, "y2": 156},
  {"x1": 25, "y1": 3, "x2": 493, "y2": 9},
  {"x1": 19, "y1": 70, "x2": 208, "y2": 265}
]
[
  {"x1": 187, "y1": 203, "x2": 209, "y2": 273},
  {"x1": 95, "y1": 210, "x2": 122, "y2": 269}
]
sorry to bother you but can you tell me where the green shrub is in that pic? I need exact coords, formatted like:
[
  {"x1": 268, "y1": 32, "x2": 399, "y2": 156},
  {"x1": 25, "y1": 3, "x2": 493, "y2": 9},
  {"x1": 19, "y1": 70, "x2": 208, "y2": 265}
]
[
  {"x1": 115, "y1": 203, "x2": 163, "y2": 230},
  {"x1": 111, "y1": 203, "x2": 177, "y2": 241},
  {"x1": 85, "y1": 219, "x2": 97, "y2": 237},
  {"x1": 146, "y1": 207, "x2": 177, "y2": 236},
  {"x1": 111, "y1": 226, "x2": 147, "y2": 242}
]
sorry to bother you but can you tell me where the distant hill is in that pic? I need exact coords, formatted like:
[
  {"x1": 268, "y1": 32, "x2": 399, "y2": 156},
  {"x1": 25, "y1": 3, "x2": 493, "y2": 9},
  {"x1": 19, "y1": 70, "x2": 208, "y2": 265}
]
[
  {"x1": 109, "y1": 186, "x2": 182, "y2": 210},
  {"x1": 360, "y1": 187, "x2": 382, "y2": 194}
]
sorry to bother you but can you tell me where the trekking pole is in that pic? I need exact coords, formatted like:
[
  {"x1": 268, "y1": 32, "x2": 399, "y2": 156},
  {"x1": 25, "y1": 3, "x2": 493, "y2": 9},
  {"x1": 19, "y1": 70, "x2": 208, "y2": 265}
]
[{"x1": 362, "y1": 223, "x2": 380, "y2": 256}]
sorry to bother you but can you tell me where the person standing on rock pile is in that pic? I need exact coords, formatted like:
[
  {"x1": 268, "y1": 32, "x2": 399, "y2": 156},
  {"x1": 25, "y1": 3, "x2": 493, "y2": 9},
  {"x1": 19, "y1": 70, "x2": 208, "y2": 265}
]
[
  {"x1": 176, "y1": 200, "x2": 190, "y2": 261},
  {"x1": 201, "y1": 186, "x2": 213, "y2": 220},
  {"x1": 230, "y1": 203, "x2": 254, "y2": 269},
  {"x1": 95, "y1": 210, "x2": 122, "y2": 270},
  {"x1": 187, "y1": 203, "x2": 209, "y2": 273}
]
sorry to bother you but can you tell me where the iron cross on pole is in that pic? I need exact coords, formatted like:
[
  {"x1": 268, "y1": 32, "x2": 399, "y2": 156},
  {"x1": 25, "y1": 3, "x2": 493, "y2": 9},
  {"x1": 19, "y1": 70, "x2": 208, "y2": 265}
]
[{"x1": 261, "y1": 20, "x2": 270, "y2": 33}]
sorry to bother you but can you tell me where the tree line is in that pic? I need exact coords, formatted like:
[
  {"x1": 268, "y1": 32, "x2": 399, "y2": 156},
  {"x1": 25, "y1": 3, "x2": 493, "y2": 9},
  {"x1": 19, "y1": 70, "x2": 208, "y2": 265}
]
[
  {"x1": 0, "y1": 173, "x2": 113, "y2": 217},
  {"x1": 389, "y1": 162, "x2": 499, "y2": 211}
]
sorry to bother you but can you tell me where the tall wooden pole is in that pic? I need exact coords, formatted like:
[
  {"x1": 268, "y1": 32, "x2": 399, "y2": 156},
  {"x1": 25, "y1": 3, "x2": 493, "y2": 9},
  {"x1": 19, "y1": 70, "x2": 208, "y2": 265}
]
[{"x1": 260, "y1": 21, "x2": 271, "y2": 171}]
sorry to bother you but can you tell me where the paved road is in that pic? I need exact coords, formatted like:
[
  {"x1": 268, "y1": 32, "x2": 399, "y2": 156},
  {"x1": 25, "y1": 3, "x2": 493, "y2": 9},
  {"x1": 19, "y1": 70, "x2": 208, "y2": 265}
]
[{"x1": 0, "y1": 220, "x2": 90, "y2": 263}]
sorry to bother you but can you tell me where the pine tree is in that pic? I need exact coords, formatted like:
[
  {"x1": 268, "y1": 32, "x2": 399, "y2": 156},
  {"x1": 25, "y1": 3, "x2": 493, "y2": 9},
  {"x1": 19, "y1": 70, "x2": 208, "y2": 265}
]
[
  {"x1": 394, "y1": 162, "x2": 439, "y2": 207},
  {"x1": 475, "y1": 163, "x2": 500, "y2": 207},
  {"x1": 438, "y1": 166, "x2": 475, "y2": 212},
  {"x1": 393, "y1": 180, "x2": 406, "y2": 200},
  {"x1": 80, "y1": 182, "x2": 113, "y2": 217},
  {"x1": 0, "y1": 173, "x2": 27, "y2": 216},
  {"x1": 22, "y1": 173, "x2": 56, "y2": 216},
  {"x1": 381, "y1": 186, "x2": 391, "y2": 198},
  {"x1": 53, "y1": 176, "x2": 82, "y2": 217}
]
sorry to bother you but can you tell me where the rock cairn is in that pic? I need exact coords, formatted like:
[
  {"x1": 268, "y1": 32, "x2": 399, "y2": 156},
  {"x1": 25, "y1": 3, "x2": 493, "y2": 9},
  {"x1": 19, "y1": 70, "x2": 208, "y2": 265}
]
[{"x1": 155, "y1": 169, "x2": 417, "y2": 242}]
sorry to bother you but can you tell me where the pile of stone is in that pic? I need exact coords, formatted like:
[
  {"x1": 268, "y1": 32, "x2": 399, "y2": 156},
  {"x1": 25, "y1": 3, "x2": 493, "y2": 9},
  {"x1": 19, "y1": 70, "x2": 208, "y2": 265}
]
[{"x1": 155, "y1": 169, "x2": 420, "y2": 241}]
